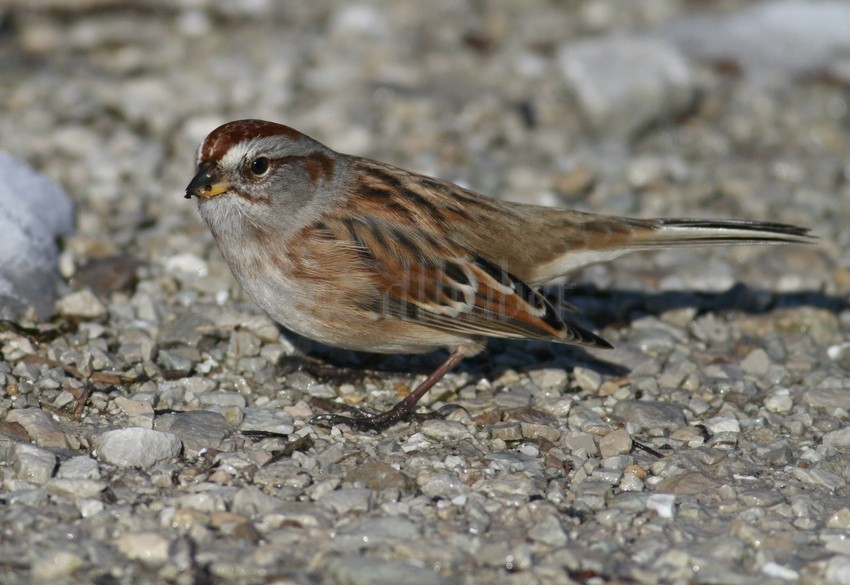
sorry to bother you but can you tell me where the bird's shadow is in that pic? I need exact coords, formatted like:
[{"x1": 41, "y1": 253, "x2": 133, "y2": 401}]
[{"x1": 284, "y1": 283, "x2": 848, "y2": 385}]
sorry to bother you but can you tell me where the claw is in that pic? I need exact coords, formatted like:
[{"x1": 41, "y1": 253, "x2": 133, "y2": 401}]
[{"x1": 308, "y1": 348, "x2": 467, "y2": 432}]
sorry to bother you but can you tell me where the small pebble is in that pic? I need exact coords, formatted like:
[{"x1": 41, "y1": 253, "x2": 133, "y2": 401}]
[
  {"x1": 619, "y1": 472, "x2": 645, "y2": 492},
  {"x1": 705, "y1": 417, "x2": 741, "y2": 434},
  {"x1": 826, "y1": 556, "x2": 850, "y2": 585},
  {"x1": 827, "y1": 508, "x2": 850, "y2": 530},
  {"x1": 55, "y1": 289, "x2": 108, "y2": 320},
  {"x1": 528, "y1": 368, "x2": 569, "y2": 390},
  {"x1": 611, "y1": 400, "x2": 687, "y2": 432},
  {"x1": 57, "y1": 456, "x2": 101, "y2": 480},
  {"x1": 760, "y1": 561, "x2": 798, "y2": 581},
  {"x1": 30, "y1": 550, "x2": 84, "y2": 581},
  {"x1": 116, "y1": 532, "x2": 172, "y2": 565},
  {"x1": 344, "y1": 461, "x2": 412, "y2": 491},
  {"x1": 6, "y1": 408, "x2": 69, "y2": 448},
  {"x1": 572, "y1": 367, "x2": 602, "y2": 392},
  {"x1": 156, "y1": 410, "x2": 233, "y2": 457},
  {"x1": 420, "y1": 419, "x2": 471, "y2": 442},
  {"x1": 520, "y1": 422, "x2": 561, "y2": 442},
  {"x1": 45, "y1": 478, "x2": 106, "y2": 499},
  {"x1": 319, "y1": 488, "x2": 371, "y2": 514},
  {"x1": 646, "y1": 493, "x2": 677, "y2": 519},
  {"x1": 490, "y1": 422, "x2": 523, "y2": 442},
  {"x1": 599, "y1": 429, "x2": 632, "y2": 458},
  {"x1": 527, "y1": 513, "x2": 568, "y2": 547},
  {"x1": 10, "y1": 443, "x2": 56, "y2": 484},
  {"x1": 823, "y1": 427, "x2": 850, "y2": 449},
  {"x1": 741, "y1": 348, "x2": 771, "y2": 376},
  {"x1": 164, "y1": 253, "x2": 208, "y2": 282},
  {"x1": 764, "y1": 390, "x2": 794, "y2": 414}
]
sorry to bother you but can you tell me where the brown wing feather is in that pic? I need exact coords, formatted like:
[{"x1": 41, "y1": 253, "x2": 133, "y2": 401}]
[{"x1": 321, "y1": 210, "x2": 610, "y2": 348}]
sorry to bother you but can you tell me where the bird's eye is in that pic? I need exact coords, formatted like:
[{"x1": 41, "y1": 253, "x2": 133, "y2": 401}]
[{"x1": 249, "y1": 156, "x2": 270, "y2": 176}]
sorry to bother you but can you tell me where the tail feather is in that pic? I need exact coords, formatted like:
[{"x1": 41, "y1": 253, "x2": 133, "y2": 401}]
[
  {"x1": 528, "y1": 216, "x2": 814, "y2": 282},
  {"x1": 633, "y1": 218, "x2": 815, "y2": 247}
]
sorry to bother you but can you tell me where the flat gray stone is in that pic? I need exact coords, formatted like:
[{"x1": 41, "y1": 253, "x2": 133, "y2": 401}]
[
  {"x1": 323, "y1": 556, "x2": 451, "y2": 585},
  {"x1": 56, "y1": 289, "x2": 107, "y2": 320},
  {"x1": 30, "y1": 549, "x2": 84, "y2": 581},
  {"x1": 45, "y1": 478, "x2": 106, "y2": 499},
  {"x1": 116, "y1": 532, "x2": 171, "y2": 565},
  {"x1": 318, "y1": 488, "x2": 371, "y2": 514},
  {"x1": 156, "y1": 410, "x2": 233, "y2": 457},
  {"x1": 95, "y1": 427, "x2": 182, "y2": 469},
  {"x1": 333, "y1": 517, "x2": 419, "y2": 550},
  {"x1": 57, "y1": 455, "x2": 101, "y2": 480},
  {"x1": 419, "y1": 419, "x2": 471, "y2": 442},
  {"x1": 252, "y1": 462, "x2": 311, "y2": 495},
  {"x1": 804, "y1": 387, "x2": 850, "y2": 411},
  {"x1": 6, "y1": 408, "x2": 69, "y2": 448},
  {"x1": 344, "y1": 460, "x2": 413, "y2": 491},
  {"x1": 793, "y1": 467, "x2": 846, "y2": 491},
  {"x1": 824, "y1": 427, "x2": 850, "y2": 449},
  {"x1": 231, "y1": 486, "x2": 284, "y2": 517},
  {"x1": 527, "y1": 513, "x2": 568, "y2": 547},
  {"x1": 158, "y1": 311, "x2": 215, "y2": 347},
  {"x1": 9, "y1": 443, "x2": 57, "y2": 484},
  {"x1": 419, "y1": 473, "x2": 469, "y2": 500},
  {"x1": 825, "y1": 556, "x2": 850, "y2": 585},
  {"x1": 528, "y1": 368, "x2": 569, "y2": 391},
  {"x1": 599, "y1": 429, "x2": 633, "y2": 458},
  {"x1": 239, "y1": 408, "x2": 294, "y2": 435},
  {"x1": 741, "y1": 348, "x2": 771, "y2": 376},
  {"x1": 611, "y1": 400, "x2": 687, "y2": 432}
]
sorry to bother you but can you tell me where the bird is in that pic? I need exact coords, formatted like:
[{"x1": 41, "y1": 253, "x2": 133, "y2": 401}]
[{"x1": 185, "y1": 119, "x2": 814, "y2": 431}]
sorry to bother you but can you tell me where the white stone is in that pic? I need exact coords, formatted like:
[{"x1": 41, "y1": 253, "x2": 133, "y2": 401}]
[
  {"x1": 95, "y1": 427, "x2": 182, "y2": 469},
  {"x1": 764, "y1": 391, "x2": 794, "y2": 414},
  {"x1": 56, "y1": 289, "x2": 107, "y2": 320},
  {"x1": 646, "y1": 493, "x2": 676, "y2": 519},
  {"x1": 164, "y1": 253, "x2": 208, "y2": 282},
  {"x1": 761, "y1": 561, "x2": 798, "y2": 581},
  {"x1": 704, "y1": 416, "x2": 741, "y2": 434},
  {"x1": 116, "y1": 532, "x2": 171, "y2": 565}
]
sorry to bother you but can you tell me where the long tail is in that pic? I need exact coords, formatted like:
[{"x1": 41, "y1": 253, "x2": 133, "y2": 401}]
[{"x1": 529, "y1": 216, "x2": 815, "y2": 282}]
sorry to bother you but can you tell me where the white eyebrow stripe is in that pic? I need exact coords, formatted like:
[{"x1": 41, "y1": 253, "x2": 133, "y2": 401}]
[
  {"x1": 218, "y1": 136, "x2": 296, "y2": 171},
  {"x1": 219, "y1": 141, "x2": 253, "y2": 170}
]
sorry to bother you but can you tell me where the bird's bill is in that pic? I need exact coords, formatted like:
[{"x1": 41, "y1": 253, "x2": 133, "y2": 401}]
[{"x1": 185, "y1": 163, "x2": 230, "y2": 199}]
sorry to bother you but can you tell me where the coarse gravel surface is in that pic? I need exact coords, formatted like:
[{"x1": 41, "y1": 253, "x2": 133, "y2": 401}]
[{"x1": 1, "y1": 1, "x2": 850, "y2": 584}]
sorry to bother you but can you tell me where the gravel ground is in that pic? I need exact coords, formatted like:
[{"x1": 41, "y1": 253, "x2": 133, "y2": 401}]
[{"x1": 1, "y1": 1, "x2": 850, "y2": 584}]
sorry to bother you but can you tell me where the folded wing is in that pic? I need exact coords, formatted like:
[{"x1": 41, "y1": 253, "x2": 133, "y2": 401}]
[{"x1": 323, "y1": 215, "x2": 611, "y2": 349}]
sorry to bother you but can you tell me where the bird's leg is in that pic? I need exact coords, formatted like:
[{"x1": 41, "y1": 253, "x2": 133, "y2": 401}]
[{"x1": 310, "y1": 347, "x2": 467, "y2": 432}]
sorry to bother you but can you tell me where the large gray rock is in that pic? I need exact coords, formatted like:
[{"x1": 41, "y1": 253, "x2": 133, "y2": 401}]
[
  {"x1": 0, "y1": 152, "x2": 74, "y2": 320},
  {"x1": 666, "y1": 0, "x2": 850, "y2": 83},
  {"x1": 557, "y1": 35, "x2": 694, "y2": 138}
]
